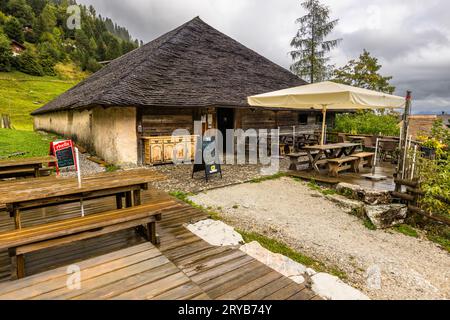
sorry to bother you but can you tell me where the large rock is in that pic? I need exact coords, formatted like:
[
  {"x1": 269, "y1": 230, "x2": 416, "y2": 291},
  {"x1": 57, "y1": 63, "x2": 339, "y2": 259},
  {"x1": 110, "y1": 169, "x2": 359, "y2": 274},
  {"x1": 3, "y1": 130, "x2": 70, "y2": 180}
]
[
  {"x1": 336, "y1": 183, "x2": 392, "y2": 205},
  {"x1": 240, "y1": 241, "x2": 307, "y2": 284},
  {"x1": 365, "y1": 204, "x2": 408, "y2": 229},
  {"x1": 336, "y1": 183, "x2": 365, "y2": 200},
  {"x1": 325, "y1": 194, "x2": 365, "y2": 216},
  {"x1": 187, "y1": 219, "x2": 244, "y2": 246},
  {"x1": 311, "y1": 273, "x2": 370, "y2": 300},
  {"x1": 363, "y1": 189, "x2": 392, "y2": 205}
]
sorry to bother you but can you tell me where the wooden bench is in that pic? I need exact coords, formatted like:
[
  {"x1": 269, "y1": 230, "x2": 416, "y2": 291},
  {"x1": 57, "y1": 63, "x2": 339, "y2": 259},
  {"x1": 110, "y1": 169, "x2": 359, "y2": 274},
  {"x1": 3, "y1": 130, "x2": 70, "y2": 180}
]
[
  {"x1": 351, "y1": 152, "x2": 375, "y2": 172},
  {"x1": 327, "y1": 156, "x2": 359, "y2": 177},
  {"x1": 288, "y1": 151, "x2": 322, "y2": 171},
  {"x1": 0, "y1": 168, "x2": 53, "y2": 180},
  {"x1": 0, "y1": 200, "x2": 176, "y2": 279}
]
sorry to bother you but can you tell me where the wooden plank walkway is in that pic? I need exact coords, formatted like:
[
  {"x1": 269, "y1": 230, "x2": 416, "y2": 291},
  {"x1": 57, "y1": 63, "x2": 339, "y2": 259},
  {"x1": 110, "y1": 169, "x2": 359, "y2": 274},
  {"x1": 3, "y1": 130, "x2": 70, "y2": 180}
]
[
  {"x1": 0, "y1": 243, "x2": 209, "y2": 300},
  {"x1": 289, "y1": 162, "x2": 396, "y2": 191},
  {"x1": 0, "y1": 187, "x2": 318, "y2": 300}
]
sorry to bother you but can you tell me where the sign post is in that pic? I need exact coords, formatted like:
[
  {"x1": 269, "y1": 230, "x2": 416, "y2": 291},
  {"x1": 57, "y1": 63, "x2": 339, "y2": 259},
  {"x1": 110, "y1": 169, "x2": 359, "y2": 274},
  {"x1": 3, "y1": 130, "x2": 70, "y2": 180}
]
[
  {"x1": 50, "y1": 140, "x2": 84, "y2": 216},
  {"x1": 49, "y1": 140, "x2": 77, "y2": 175},
  {"x1": 192, "y1": 136, "x2": 223, "y2": 182}
]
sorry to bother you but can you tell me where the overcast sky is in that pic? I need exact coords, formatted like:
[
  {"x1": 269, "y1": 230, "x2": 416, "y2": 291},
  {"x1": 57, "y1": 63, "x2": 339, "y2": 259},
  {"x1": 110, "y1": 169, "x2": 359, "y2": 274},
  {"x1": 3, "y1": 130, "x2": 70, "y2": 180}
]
[{"x1": 78, "y1": 0, "x2": 450, "y2": 114}]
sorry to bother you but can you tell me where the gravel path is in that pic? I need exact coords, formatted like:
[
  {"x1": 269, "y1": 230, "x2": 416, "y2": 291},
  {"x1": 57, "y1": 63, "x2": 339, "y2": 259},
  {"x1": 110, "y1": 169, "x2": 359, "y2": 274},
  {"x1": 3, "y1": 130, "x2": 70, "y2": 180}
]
[
  {"x1": 147, "y1": 159, "x2": 291, "y2": 194},
  {"x1": 189, "y1": 177, "x2": 450, "y2": 300},
  {"x1": 60, "y1": 153, "x2": 105, "y2": 177}
]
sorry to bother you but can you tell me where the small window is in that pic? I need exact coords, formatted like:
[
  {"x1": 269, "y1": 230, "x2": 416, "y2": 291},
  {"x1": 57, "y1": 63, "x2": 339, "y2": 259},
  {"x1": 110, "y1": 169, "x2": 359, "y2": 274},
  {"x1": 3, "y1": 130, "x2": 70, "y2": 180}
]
[{"x1": 298, "y1": 114, "x2": 308, "y2": 125}]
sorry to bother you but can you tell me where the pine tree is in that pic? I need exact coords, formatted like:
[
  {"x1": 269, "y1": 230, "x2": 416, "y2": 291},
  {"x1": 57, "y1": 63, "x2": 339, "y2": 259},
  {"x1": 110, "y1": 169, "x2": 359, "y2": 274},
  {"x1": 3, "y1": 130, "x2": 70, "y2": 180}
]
[
  {"x1": 6, "y1": 0, "x2": 34, "y2": 26},
  {"x1": 290, "y1": 0, "x2": 341, "y2": 83},
  {"x1": 333, "y1": 50, "x2": 395, "y2": 94},
  {"x1": 37, "y1": 3, "x2": 57, "y2": 34},
  {"x1": 0, "y1": 31, "x2": 12, "y2": 72},
  {"x1": 5, "y1": 17, "x2": 25, "y2": 43}
]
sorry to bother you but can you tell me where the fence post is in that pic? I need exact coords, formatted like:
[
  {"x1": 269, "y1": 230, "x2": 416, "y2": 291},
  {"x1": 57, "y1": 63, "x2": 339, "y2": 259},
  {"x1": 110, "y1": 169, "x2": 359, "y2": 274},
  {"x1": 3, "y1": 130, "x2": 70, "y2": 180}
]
[{"x1": 396, "y1": 91, "x2": 412, "y2": 192}]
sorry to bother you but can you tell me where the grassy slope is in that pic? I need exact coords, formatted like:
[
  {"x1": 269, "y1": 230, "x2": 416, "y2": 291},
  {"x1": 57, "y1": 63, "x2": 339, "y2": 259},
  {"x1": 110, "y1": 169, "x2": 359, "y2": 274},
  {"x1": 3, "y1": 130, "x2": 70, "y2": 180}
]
[
  {"x1": 0, "y1": 64, "x2": 87, "y2": 131},
  {"x1": 0, "y1": 64, "x2": 86, "y2": 159},
  {"x1": 0, "y1": 129, "x2": 60, "y2": 158}
]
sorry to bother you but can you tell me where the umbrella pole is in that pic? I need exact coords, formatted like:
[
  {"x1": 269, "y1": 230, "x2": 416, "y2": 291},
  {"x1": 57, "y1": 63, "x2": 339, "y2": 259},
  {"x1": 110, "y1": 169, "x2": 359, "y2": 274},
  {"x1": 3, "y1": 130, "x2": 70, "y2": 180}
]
[{"x1": 321, "y1": 106, "x2": 327, "y2": 145}]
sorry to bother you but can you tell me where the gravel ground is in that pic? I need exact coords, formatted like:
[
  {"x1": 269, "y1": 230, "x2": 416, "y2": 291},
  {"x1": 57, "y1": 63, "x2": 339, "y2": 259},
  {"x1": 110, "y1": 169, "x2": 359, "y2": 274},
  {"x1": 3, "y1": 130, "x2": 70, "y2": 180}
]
[
  {"x1": 189, "y1": 177, "x2": 450, "y2": 300},
  {"x1": 59, "y1": 153, "x2": 105, "y2": 177},
  {"x1": 146, "y1": 158, "x2": 291, "y2": 194}
]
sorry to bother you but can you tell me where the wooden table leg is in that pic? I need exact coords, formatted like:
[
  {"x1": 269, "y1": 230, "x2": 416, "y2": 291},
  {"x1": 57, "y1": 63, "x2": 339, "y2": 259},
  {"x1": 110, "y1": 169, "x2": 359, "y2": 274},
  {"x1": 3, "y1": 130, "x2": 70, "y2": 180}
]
[
  {"x1": 34, "y1": 165, "x2": 41, "y2": 178},
  {"x1": 16, "y1": 255, "x2": 25, "y2": 279},
  {"x1": 13, "y1": 209, "x2": 21, "y2": 230},
  {"x1": 116, "y1": 194, "x2": 123, "y2": 209},
  {"x1": 306, "y1": 151, "x2": 314, "y2": 170},
  {"x1": 133, "y1": 190, "x2": 142, "y2": 206},
  {"x1": 147, "y1": 221, "x2": 158, "y2": 245},
  {"x1": 312, "y1": 151, "x2": 324, "y2": 172},
  {"x1": 125, "y1": 192, "x2": 133, "y2": 208}
]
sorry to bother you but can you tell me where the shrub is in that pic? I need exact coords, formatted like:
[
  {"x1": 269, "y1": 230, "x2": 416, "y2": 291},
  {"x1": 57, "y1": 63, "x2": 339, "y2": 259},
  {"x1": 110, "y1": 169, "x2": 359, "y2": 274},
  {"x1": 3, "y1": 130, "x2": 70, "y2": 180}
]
[
  {"x1": 334, "y1": 111, "x2": 400, "y2": 136},
  {"x1": 84, "y1": 57, "x2": 102, "y2": 73},
  {"x1": 15, "y1": 50, "x2": 44, "y2": 76}
]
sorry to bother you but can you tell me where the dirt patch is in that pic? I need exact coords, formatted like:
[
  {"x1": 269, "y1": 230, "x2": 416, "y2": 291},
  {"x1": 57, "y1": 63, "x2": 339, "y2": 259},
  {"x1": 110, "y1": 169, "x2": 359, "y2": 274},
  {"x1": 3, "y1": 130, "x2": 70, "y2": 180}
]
[{"x1": 189, "y1": 177, "x2": 450, "y2": 300}]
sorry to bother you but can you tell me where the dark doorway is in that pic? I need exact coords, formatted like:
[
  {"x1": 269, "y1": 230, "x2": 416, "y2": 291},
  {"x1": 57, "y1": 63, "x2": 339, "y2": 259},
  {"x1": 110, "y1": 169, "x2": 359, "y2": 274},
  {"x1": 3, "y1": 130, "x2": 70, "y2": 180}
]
[{"x1": 217, "y1": 108, "x2": 235, "y2": 152}]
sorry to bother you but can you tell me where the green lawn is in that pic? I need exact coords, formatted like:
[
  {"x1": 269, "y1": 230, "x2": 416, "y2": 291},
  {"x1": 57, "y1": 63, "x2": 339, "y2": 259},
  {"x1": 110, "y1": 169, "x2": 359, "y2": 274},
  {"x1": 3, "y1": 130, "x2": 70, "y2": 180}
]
[
  {"x1": 0, "y1": 70, "x2": 81, "y2": 131},
  {"x1": 0, "y1": 129, "x2": 60, "y2": 159},
  {"x1": 0, "y1": 66, "x2": 86, "y2": 159}
]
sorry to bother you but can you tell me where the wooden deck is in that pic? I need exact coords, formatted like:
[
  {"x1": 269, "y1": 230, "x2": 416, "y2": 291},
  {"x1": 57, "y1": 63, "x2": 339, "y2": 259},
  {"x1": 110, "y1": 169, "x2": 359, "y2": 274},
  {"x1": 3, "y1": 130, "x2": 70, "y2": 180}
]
[
  {"x1": 289, "y1": 162, "x2": 397, "y2": 191},
  {"x1": 0, "y1": 188, "x2": 318, "y2": 300}
]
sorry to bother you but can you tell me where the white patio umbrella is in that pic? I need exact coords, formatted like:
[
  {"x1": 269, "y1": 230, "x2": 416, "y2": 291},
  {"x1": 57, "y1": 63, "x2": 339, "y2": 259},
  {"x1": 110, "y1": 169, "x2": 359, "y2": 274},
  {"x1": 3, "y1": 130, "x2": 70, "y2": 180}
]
[{"x1": 248, "y1": 81, "x2": 406, "y2": 145}]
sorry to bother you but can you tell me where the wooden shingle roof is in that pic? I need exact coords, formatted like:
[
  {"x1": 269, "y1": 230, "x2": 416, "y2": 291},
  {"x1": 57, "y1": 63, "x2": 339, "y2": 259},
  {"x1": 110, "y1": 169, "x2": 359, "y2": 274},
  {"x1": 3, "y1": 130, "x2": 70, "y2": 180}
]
[{"x1": 32, "y1": 17, "x2": 306, "y2": 115}]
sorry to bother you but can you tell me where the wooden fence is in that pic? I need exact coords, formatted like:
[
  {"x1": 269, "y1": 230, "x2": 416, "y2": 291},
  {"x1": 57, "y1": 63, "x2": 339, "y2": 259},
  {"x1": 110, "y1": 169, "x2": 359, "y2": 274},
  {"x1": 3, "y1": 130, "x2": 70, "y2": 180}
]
[{"x1": 393, "y1": 178, "x2": 450, "y2": 226}]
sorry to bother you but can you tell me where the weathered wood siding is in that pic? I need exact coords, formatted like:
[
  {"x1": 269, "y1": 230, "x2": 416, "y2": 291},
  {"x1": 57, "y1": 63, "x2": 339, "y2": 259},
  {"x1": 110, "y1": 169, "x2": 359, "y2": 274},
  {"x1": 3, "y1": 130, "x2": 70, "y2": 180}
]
[
  {"x1": 142, "y1": 108, "x2": 195, "y2": 137},
  {"x1": 238, "y1": 109, "x2": 309, "y2": 130}
]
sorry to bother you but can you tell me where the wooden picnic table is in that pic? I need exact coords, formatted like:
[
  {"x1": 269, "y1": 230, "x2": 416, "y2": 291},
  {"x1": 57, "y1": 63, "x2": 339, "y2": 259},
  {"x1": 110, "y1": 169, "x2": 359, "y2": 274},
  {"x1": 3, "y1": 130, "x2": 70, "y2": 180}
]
[
  {"x1": 0, "y1": 156, "x2": 56, "y2": 179},
  {"x1": 302, "y1": 143, "x2": 361, "y2": 172},
  {"x1": 0, "y1": 169, "x2": 165, "y2": 230},
  {"x1": 348, "y1": 136, "x2": 366, "y2": 142}
]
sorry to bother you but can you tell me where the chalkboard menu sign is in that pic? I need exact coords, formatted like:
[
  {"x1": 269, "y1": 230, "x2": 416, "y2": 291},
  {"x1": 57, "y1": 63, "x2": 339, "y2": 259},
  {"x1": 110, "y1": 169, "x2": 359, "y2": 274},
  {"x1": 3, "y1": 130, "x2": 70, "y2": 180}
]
[
  {"x1": 50, "y1": 140, "x2": 77, "y2": 174},
  {"x1": 192, "y1": 137, "x2": 222, "y2": 182}
]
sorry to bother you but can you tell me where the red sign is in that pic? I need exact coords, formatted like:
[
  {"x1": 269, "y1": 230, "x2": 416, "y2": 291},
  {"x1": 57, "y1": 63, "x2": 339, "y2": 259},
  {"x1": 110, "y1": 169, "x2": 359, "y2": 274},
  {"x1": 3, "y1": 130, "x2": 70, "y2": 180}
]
[{"x1": 50, "y1": 140, "x2": 77, "y2": 175}]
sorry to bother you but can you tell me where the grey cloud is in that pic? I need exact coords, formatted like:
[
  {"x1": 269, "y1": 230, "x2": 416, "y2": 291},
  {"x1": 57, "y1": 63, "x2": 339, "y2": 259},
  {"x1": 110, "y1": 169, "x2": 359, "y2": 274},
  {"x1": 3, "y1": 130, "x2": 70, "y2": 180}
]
[{"x1": 77, "y1": 0, "x2": 450, "y2": 114}]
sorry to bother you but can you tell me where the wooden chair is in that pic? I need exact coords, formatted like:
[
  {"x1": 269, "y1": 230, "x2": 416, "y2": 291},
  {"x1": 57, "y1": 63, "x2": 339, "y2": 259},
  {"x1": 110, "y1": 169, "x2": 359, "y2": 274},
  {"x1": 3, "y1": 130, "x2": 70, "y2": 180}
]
[
  {"x1": 0, "y1": 200, "x2": 177, "y2": 279},
  {"x1": 379, "y1": 141, "x2": 398, "y2": 161},
  {"x1": 363, "y1": 137, "x2": 376, "y2": 151}
]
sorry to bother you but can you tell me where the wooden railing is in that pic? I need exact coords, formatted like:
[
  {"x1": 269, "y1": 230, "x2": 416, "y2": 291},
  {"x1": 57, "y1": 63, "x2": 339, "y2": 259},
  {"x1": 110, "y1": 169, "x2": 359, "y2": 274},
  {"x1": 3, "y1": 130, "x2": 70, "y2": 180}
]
[{"x1": 393, "y1": 179, "x2": 450, "y2": 226}]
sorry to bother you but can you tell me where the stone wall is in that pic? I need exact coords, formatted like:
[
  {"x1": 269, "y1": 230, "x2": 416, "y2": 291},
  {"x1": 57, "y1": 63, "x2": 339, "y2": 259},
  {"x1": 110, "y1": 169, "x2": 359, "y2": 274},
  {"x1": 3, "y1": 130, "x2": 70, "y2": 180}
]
[{"x1": 33, "y1": 107, "x2": 137, "y2": 165}]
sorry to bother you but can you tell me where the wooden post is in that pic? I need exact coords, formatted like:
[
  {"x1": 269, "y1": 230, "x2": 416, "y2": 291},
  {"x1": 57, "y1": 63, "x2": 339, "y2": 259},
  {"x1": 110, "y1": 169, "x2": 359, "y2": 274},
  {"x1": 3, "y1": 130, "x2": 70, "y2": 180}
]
[
  {"x1": 14, "y1": 208, "x2": 21, "y2": 230},
  {"x1": 16, "y1": 255, "x2": 25, "y2": 279},
  {"x1": 116, "y1": 194, "x2": 123, "y2": 209},
  {"x1": 396, "y1": 91, "x2": 412, "y2": 191},
  {"x1": 321, "y1": 106, "x2": 327, "y2": 145},
  {"x1": 133, "y1": 190, "x2": 141, "y2": 206},
  {"x1": 125, "y1": 192, "x2": 133, "y2": 208}
]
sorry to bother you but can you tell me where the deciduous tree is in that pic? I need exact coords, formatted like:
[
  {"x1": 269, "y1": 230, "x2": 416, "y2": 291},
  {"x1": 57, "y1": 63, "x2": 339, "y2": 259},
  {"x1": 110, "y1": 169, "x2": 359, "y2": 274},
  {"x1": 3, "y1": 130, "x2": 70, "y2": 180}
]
[{"x1": 333, "y1": 49, "x2": 395, "y2": 94}]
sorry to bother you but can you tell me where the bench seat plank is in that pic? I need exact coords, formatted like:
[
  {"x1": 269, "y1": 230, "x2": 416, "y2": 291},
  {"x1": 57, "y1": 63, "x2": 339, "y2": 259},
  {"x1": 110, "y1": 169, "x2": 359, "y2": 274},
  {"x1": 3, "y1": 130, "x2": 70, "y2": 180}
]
[
  {"x1": 0, "y1": 200, "x2": 177, "y2": 250},
  {"x1": 327, "y1": 157, "x2": 359, "y2": 177}
]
